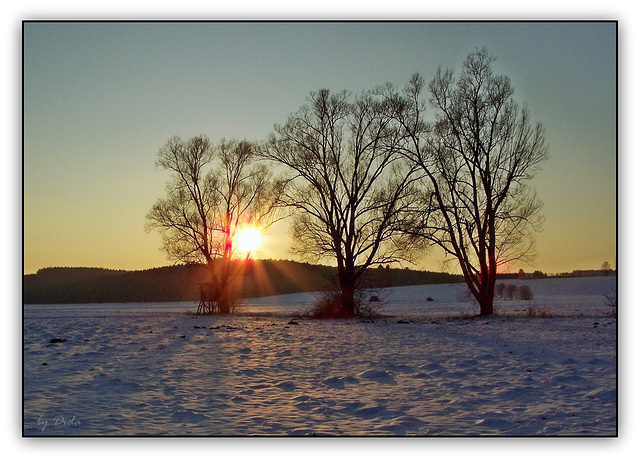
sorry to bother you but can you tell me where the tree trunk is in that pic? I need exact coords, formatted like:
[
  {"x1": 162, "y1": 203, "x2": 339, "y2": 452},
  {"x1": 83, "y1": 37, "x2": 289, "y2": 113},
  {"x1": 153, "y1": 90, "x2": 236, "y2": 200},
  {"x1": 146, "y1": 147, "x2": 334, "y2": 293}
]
[
  {"x1": 340, "y1": 259, "x2": 358, "y2": 317},
  {"x1": 217, "y1": 291, "x2": 231, "y2": 315},
  {"x1": 207, "y1": 261, "x2": 232, "y2": 315},
  {"x1": 340, "y1": 282, "x2": 356, "y2": 317},
  {"x1": 478, "y1": 291, "x2": 494, "y2": 316},
  {"x1": 477, "y1": 261, "x2": 497, "y2": 316},
  {"x1": 217, "y1": 266, "x2": 233, "y2": 315}
]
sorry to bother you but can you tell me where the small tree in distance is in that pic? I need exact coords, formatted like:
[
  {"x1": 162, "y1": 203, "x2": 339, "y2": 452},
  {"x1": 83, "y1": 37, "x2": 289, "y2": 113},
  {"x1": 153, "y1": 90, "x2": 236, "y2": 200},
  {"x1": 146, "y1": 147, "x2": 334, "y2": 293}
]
[{"x1": 146, "y1": 136, "x2": 280, "y2": 314}]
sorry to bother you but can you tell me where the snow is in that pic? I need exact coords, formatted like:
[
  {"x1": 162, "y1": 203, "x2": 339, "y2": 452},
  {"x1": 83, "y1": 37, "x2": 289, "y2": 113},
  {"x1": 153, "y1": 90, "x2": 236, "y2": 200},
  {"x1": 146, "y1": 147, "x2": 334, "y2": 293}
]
[{"x1": 23, "y1": 276, "x2": 617, "y2": 436}]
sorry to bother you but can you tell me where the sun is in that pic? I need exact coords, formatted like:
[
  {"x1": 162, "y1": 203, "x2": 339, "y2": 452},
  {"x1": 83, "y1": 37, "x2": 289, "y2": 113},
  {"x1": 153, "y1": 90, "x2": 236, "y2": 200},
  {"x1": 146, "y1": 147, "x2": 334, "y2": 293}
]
[{"x1": 236, "y1": 228, "x2": 262, "y2": 253}]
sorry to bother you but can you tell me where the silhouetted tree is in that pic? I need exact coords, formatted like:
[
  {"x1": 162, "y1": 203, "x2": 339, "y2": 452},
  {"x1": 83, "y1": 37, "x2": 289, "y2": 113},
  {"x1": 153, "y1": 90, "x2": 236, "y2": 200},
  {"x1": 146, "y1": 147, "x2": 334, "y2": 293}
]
[
  {"x1": 383, "y1": 48, "x2": 548, "y2": 316},
  {"x1": 601, "y1": 261, "x2": 612, "y2": 276},
  {"x1": 260, "y1": 88, "x2": 420, "y2": 316},
  {"x1": 146, "y1": 136, "x2": 280, "y2": 313}
]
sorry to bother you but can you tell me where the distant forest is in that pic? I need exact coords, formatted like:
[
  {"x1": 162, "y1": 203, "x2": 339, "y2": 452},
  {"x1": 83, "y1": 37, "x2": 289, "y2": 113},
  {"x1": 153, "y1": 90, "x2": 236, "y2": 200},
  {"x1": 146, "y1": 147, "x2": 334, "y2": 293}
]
[{"x1": 24, "y1": 260, "x2": 472, "y2": 304}]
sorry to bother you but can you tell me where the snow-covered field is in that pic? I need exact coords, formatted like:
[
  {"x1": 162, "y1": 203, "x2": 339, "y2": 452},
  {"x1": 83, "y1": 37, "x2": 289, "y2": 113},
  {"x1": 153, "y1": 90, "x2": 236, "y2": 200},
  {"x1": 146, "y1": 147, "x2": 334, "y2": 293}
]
[{"x1": 23, "y1": 276, "x2": 617, "y2": 436}]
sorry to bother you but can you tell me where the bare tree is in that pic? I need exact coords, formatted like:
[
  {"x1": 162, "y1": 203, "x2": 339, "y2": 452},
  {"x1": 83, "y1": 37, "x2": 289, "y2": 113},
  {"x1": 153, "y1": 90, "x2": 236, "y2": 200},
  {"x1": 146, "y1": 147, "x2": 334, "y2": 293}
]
[
  {"x1": 384, "y1": 48, "x2": 549, "y2": 316},
  {"x1": 146, "y1": 136, "x2": 280, "y2": 314},
  {"x1": 259, "y1": 89, "x2": 420, "y2": 316}
]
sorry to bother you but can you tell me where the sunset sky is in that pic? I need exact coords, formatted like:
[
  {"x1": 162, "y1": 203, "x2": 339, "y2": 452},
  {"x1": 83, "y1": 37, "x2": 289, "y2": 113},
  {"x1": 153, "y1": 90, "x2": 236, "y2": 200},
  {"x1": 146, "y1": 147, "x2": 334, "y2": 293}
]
[{"x1": 23, "y1": 20, "x2": 617, "y2": 275}]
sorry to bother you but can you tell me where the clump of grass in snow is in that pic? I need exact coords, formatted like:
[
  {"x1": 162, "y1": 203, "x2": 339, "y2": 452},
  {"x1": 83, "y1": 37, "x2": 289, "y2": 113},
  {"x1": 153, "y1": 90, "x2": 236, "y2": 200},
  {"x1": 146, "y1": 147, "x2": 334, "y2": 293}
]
[
  {"x1": 524, "y1": 305, "x2": 553, "y2": 318},
  {"x1": 492, "y1": 305, "x2": 552, "y2": 319},
  {"x1": 603, "y1": 293, "x2": 617, "y2": 318}
]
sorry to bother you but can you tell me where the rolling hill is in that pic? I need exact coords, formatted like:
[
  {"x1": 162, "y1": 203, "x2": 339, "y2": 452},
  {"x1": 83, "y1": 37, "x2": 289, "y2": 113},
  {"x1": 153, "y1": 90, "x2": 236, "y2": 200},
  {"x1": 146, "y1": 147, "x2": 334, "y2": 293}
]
[{"x1": 23, "y1": 260, "x2": 465, "y2": 304}]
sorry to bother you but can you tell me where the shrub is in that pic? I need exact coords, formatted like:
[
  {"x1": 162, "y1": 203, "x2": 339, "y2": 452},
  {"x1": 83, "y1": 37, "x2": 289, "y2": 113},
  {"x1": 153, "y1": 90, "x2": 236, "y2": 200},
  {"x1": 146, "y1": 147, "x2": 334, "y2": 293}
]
[
  {"x1": 504, "y1": 284, "x2": 518, "y2": 299},
  {"x1": 310, "y1": 292, "x2": 355, "y2": 319},
  {"x1": 517, "y1": 285, "x2": 534, "y2": 300},
  {"x1": 309, "y1": 289, "x2": 386, "y2": 319},
  {"x1": 357, "y1": 301, "x2": 384, "y2": 319},
  {"x1": 495, "y1": 283, "x2": 505, "y2": 298}
]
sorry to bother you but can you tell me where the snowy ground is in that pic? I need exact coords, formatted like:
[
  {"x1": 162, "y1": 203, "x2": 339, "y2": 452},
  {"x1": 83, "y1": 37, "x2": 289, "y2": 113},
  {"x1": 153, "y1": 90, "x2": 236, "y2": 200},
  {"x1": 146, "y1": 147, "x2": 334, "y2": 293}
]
[{"x1": 23, "y1": 276, "x2": 617, "y2": 436}]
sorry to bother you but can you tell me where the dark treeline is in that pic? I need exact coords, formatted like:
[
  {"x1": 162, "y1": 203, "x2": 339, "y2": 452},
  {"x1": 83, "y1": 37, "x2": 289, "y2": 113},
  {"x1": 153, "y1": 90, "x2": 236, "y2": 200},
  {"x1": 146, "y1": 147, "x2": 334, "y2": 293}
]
[{"x1": 23, "y1": 260, "x2": 467, "y2": 305}]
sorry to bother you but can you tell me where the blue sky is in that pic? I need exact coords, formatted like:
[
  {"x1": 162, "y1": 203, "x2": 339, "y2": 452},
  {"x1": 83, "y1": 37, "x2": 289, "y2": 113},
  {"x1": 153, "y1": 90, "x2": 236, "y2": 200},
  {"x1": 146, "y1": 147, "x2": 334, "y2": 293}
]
[{"x1": 23, "y1": 20, "x2": 617, "y2": 274}]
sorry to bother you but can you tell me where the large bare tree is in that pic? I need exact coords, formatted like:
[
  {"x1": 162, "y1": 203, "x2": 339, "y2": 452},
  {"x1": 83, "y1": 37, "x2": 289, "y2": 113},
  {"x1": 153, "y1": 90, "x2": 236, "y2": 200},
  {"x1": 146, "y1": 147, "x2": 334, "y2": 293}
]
[
  {"x1": 384, "y1": 48, "x2": 549, "y2": 315},
  {"x1": 259, "y1": 88, "x2": 420, "y2": 317},
  {"x1": 146, "y1": 136, "x2": 279, "y2": 314}
]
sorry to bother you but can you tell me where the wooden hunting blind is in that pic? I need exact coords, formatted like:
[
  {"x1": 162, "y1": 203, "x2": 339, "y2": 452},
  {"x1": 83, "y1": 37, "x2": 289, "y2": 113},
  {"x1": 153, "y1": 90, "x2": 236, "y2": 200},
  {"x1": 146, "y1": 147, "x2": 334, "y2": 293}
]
[{"x1": 197, "y1": 283, "x2": 218, "y2": 315}]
